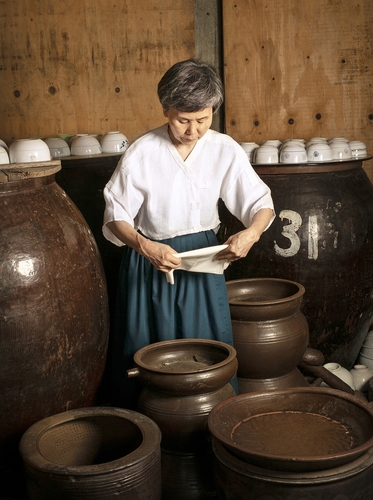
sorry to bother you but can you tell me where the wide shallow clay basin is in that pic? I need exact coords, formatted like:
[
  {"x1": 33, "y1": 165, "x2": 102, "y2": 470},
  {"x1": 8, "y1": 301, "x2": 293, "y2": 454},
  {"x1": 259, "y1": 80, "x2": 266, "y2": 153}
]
[{"x1": 208, "y1": 387, "x2": 373, "y2": 472}]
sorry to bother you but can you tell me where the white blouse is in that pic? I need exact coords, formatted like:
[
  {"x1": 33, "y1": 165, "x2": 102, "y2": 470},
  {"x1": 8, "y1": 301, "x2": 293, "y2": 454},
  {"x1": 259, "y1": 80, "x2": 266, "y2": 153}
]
[{"x1": 103, "y1": 124, "x2": 274, "y2": 246}]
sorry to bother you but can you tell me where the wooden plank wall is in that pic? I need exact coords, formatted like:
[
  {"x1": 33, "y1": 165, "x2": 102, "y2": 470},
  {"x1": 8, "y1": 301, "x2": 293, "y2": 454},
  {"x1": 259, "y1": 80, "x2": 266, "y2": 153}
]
[
  {"x1": 0, "y1": 0, "x2": 195, "y2": 144},
  {"x1": 222, "y1": 0, "x2": 373, "y2": 179}
]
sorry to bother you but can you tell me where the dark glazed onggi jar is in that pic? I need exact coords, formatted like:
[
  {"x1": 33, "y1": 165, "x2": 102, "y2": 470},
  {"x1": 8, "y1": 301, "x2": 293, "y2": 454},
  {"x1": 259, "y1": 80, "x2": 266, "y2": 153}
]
[
  {"x1": 219, "y1": 159, "x2": 373, "y2": 368},
  {"x1": 128, "y1": 338, "x2": 237, "y2": 499},
  {"x1": 227, "y1": 278, "x2": 309, "y2": 393},
  {"x1": 0, "y1": 161, "x2": 109, "y2": 496}
]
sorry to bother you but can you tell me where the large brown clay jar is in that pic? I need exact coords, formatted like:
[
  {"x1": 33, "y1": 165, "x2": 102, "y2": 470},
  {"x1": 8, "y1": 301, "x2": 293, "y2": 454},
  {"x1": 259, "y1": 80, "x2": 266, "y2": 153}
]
[
  {"x1": 0, "y1": 162, "x2": 109, "y2": 496},
  {"x1": 219, "y1": 161, "x2": 373, "y2": 368}
]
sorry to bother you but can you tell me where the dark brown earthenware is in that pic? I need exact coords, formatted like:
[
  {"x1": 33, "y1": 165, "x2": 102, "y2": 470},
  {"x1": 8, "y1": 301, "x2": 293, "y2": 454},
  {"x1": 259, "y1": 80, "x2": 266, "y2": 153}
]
[
  {"x1": 227, "y1": 278, "x2": 309, "y2": 381},
  {"x1": 127, "y1": 338, "x2": 238, "y2": 396},
  {"x1": 208, "y1": 387, "x2": 373, "y2": 472},
  {"x1": 130, "y1": 339, "x2": 237, "y2": 499},
  {"x1": 0, "y1": 162, "x2": 109, "y2": 496},
  {"x1": 219, "y1": 161, "x2": 373, "y2": 368},
  {"x1": 212, "y1": 439, "x2": 373, "y2": 500},
  {"x1": 19, "y1": 407, "x2": 161, "y2": 499}
]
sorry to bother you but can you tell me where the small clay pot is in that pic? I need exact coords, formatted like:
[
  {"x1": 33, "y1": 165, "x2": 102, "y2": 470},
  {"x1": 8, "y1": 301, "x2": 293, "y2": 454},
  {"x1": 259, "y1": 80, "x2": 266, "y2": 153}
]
[{"x1": 227, "y1": 278, "x2": 309, "y2": 379}]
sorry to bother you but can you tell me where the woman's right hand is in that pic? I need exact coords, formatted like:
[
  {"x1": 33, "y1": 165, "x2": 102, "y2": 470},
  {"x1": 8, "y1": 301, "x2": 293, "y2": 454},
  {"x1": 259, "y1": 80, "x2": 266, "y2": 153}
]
[
  {"x1": 138, "y1": 238, "x2": 182, "y2": 273},
  {"x1": 106, "y1": 220, "x2": 181, "y2": 273}
]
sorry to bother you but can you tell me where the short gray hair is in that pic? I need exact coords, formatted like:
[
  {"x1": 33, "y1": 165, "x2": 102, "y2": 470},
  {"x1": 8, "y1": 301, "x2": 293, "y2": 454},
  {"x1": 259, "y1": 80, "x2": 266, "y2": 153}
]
[{"x1": 157, "y1": 59, "x2": 224, "y2": 114}]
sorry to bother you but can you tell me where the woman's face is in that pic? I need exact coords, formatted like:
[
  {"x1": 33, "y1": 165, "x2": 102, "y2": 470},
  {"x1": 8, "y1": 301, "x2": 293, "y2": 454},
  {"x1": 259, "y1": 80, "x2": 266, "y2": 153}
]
[{"x1": 164, "y1": 107, "x2": 213, "y2": 148}]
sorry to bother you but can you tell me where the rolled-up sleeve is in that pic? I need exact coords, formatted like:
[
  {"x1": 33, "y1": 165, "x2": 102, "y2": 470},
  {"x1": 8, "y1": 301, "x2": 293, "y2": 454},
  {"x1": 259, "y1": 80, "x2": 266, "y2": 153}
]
[
  {"x1": 223, "y1": 164, "x2": 275, "y2": 230},
  {"x1": 102, "y1": 166, "x2": 144, "y2": 247}
]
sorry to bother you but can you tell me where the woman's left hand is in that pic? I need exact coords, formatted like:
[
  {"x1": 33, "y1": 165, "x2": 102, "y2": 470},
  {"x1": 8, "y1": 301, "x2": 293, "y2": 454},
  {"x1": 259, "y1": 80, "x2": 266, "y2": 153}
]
[
  {"x1": 217, "y1": 228, "x2": 259, "y2": 262},
  {"x1": 216, "y1": 207, "x2": 274, "y2": 263}
]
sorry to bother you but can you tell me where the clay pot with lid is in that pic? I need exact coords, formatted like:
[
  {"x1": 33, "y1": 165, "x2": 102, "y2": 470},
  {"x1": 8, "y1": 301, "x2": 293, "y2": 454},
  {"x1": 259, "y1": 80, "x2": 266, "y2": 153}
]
[
  {"x1": 128, "y1": 338, "x2": 237, "y2": 452},
  {"x1": 127, "y1": 338, "x2": 237, "y2": 396},
  {"x1": 128, "y1": 339, "x2": 237, "y2": 499}
]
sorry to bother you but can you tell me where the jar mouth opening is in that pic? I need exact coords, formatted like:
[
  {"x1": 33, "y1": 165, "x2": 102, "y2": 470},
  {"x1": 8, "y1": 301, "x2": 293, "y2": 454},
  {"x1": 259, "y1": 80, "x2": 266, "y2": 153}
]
[
  {"x1": 133, "y1": 338, "x2": 237, "y2": 374},
  {"x1": 227, "y1": 278, "x2": 305, "y2": 306},
  {"x1": 324, "y1": 363, "x2": 341, "y2": 370}
]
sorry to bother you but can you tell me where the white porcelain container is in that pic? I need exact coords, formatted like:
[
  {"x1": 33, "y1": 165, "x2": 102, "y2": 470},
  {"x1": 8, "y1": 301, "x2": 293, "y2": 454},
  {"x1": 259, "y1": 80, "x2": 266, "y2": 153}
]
[
  {"x1": 322, "y1": 362, "x2": 355, "y2": 390},
  {"x1": 44, "y1": 137, "x2": 71, "y2": 158},
  {"x1": 261, "y1": 139, "x2": 282, "y2": 148},
  {"x1": 100, "y1": 131, "x2": 129, "y2": 154},
  {"x1": 0, "y1": 146, "x2": 9, "y2": 164},
  {"x1": 279, "y1": 145, "x2": 307, "y2": 164},
  {"x1": 359, "y1": 350, "x2": 373, "y2": 368},
  {"x1": 253, "y1": 145, "x2": 279, "y2": 164},
  {"x1": 9, "y1": 139, "x2": 51, "y2": 163},
  {"x1": 349, "y1": 140, "x2": 368, "y2": 158},
  {"x1": 0, "y1": 139, "x2": 9, "y2": 151},
  {"x1": 305, "y1": 137, "x2": 328, "y2": 148},
  {"x1": 70, "y1": 135, "x2": 102, "y2": 156},
  {"x1": 330, "y1": 141, "x2": 352, "y2": 160},
  {"x1": 307, "y1": 142, "x2": 333, "y2": 162},
  {"x1": 350, "y1": 364, "x2": 373, "y2": 392}
]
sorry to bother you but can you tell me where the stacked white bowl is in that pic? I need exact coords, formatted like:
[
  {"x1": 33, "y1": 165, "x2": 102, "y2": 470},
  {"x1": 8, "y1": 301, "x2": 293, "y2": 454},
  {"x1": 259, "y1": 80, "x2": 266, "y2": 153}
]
[
  {"x1": 100, "y1": 131, "x2": 129, "y2": 153},
  {"x1": 0, "y1": 138, "x2": 9, "y2": 164},
  {"x1": 44, "y1": 137, "x2": 71, "y2": 158},
  {"x1": 9, "y1": 138, "x2": 51, "y2": 163},
  {"x1": 70, "y1": 135, "x2": 102, "y2": 156},
  {"x1": 0, "y1": 139, "x2": 9, "y2": 151},
  {"x1": 239, "y1": 142, "x2": 259, "y2": 162},
  {"x1": 242, "y1": 136, "x2": 369, "y2": 165}
]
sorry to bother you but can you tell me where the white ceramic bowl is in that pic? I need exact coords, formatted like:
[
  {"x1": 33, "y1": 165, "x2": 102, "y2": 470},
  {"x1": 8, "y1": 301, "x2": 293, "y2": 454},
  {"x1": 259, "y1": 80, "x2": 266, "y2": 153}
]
[
  {"x1": 0, "y1": 139, "x2": 9, "y2": 151},
  {"x1": 100, "y1": 131, "x2": 129, "y2": 153},
  {"x1": 330, "y1": 141, "x2": 352, "y2": 160},
  {"x1": 307, "y1": 142, "x2": 333, "y2": 162},
  {"x1": 0, "y1": 145, "x2": 9, "y2": 164},
  {"x1": 359, "y1": 353, "x2": 373, "y2": 370},
  {"x1": 361, "y1": 337, "x2": 373, "y2": 349},
  {"x1": 349, "y1": 140, "x2": 368, "y2": 158},
  {"x1": 240, "y1": 142, "x2": 259, "y2": 161},
  {"x1": 44, "y1": 137, "x2": 71, "y2": 158},
  {"x1": 364, "y1": 330, "x2": 373, "y2": 342},
  {"x1": 279, "y1": 145, "x2": 307, "y2": 164},
  {"x1": 328, "y1": 137, "x2": 349, "y2": 144},
  {"x1": 9, "y1": 139, "x2": 51, "y2": 163},
  {"x1": 350, "y1": 364, "x2": 373, "y2": 391},
  {"x1": 280, "y1": 139, "x2": 306, "y2": 150},
  {"x1": 322, "y1": 362, "x2": 355, "y2": 389},
  {"x1": 253, "y1": 145, "x2": 279, "y2": 164},
  {"x1": 70, "y1": 135, "x2": 102, "y2": 156},
  {"x1": 360, "y1": 345, "x2": 373, "y2": 356},
  {"x1": 261, "y1": 139, "x2": 282, "y2": 148},
  {"x1": 305, "y1": 137, "x2": 328, "y2": 148}
]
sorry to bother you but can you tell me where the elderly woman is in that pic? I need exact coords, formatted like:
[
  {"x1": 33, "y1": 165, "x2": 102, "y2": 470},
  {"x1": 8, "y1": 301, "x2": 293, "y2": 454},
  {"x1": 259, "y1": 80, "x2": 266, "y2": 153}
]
[{"x1": 103, "y1": 59, "x2": 274, "y2": 408}]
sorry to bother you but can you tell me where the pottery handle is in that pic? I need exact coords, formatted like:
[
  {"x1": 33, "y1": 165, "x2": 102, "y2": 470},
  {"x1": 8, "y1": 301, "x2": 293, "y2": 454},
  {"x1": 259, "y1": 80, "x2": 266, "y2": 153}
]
[
  {"x1": 126, "y1": 367, "x2": 140, "y2": 378},
  {"x1": 299, "y1": 361, "x2": 354, "y2": 395}
]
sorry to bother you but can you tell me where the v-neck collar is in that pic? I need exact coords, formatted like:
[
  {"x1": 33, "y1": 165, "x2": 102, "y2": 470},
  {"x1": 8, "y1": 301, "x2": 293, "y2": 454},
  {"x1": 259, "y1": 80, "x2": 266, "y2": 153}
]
[{"x1": 162, "y1": 124, "x2": 210, "y2": 188}]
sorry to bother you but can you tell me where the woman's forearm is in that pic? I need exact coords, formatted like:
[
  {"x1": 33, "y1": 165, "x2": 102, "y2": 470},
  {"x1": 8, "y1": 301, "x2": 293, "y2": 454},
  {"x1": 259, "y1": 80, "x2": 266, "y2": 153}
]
[{"x1": 106, "y1": 220, "x2": 181, "y2": 272}]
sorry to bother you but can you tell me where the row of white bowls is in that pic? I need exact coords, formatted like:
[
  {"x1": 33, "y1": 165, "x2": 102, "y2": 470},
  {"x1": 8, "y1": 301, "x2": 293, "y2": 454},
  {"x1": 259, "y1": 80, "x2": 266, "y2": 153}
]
[
  {"x1": 0, "y1": 131, "x2": 130, "y2": 164},
  {"x1": 240, "y1": 137, "x2": 368, "y2": 165}
]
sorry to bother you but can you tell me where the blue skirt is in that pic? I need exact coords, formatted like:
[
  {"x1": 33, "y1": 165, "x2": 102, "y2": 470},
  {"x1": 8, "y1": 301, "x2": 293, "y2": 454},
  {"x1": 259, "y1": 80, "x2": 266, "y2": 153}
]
[{"x1": 111, "y1": 229, "x2": 234, "y2": 408}]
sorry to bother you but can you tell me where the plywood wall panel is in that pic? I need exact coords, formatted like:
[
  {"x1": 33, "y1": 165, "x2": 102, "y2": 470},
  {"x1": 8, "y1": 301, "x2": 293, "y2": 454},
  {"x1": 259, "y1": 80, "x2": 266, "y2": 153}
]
[
  {"x1": 0, "y1": 0, "x2": 194, "y2": 143},
  {"x1": 222, "y1": 0, "x2": 373, "y2": 176}
]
